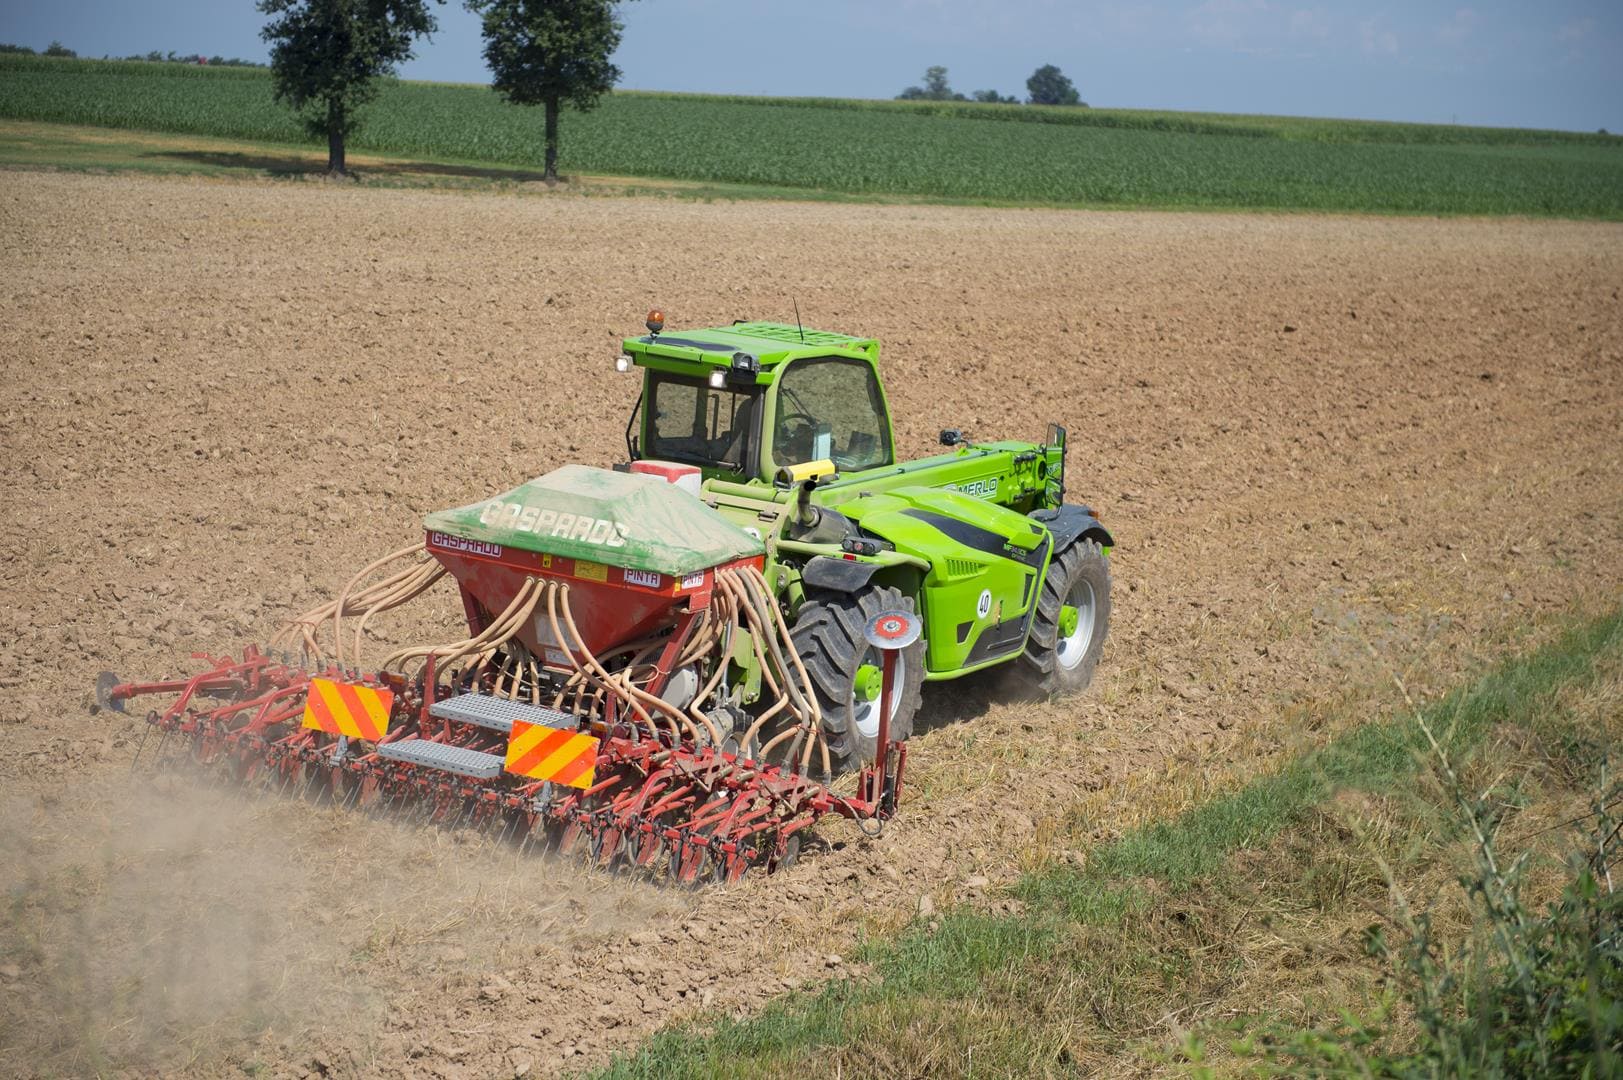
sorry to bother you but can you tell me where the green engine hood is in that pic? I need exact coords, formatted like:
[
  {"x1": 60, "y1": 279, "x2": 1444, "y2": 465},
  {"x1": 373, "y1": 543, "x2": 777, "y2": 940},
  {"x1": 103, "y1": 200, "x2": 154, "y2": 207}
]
[{"x1": 423, "y1": 464, "x2": 764, "y2": 576}]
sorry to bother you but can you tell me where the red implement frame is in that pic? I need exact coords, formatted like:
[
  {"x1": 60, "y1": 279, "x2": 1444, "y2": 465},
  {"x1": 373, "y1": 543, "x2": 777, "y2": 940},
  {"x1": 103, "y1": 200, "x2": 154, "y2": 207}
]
[{"x1": 102, "y1": 646, "x2": 905, "y2": 884}]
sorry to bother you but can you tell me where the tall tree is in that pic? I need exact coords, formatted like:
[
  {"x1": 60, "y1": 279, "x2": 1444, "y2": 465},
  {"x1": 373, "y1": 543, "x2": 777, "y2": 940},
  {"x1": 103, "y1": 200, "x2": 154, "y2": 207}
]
[
  {"x1": 468, "y1": 0, "x2": 628, "y2": 185},
  {"x1": 897, "y1": 65, "x2": 967, "y2": 102},
  {"x1": 1026, "y1": 63, "x2": 1084, "y2": 107},
  {"x1": 258, "y1": 0, "x2": 440, "y2": 175}
]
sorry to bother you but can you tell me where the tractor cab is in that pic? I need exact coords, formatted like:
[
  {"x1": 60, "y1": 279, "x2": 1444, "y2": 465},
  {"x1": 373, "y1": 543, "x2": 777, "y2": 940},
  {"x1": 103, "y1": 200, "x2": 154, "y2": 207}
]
[{"x1": 618, "y1": 312, "x2": 896, "y2": 485}]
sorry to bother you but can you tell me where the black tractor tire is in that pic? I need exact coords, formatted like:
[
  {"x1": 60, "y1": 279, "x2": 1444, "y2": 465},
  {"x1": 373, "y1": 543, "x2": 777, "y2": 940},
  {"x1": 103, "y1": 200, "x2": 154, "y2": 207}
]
[
  {"x1": 790, "y1": 584, "x2": 925, "y2": 774},
  {"x1": 1017, "y1": 539, "x2": 1111, "y2": 697}
]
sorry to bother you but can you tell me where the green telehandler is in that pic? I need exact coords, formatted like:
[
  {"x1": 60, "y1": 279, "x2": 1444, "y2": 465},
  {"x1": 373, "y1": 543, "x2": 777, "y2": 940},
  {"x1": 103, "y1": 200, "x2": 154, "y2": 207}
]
[{"x1": 614, "y1": 311, "x2": 1114, "y2": 771}]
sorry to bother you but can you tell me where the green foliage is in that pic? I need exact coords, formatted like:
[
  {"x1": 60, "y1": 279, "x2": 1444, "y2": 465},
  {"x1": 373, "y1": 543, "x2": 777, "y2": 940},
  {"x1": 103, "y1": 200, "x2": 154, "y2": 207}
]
[
  {"x1": 897, "y1": 65, "x2": 967, "y2": 102},
  {"x1": 43, "y1": 41, "x2": 76, "y2": 59},
  {"x1": 0, "y1": 43, "x2": 36, "y2": 56},
  {"x1": 467, "y1": 0, "x2": 627, "y2": 179},
  {"x1": 257, "y1": 0, "x2": 439, "y2": 170},
  {"x1": 468, "y1": 0, "x2": 624, "y2": 111},
  {"x1": 117, "y1": 50, "x2": 267, "y2": 67},
  {"x1": 1027, "y1": 63, "x2": 1081, "y2": 107},
  {"x1": 1236, "y1": 765, "x2": 1623, "y2": 1078},
  {"x1": 971, "y1": 88, "x2": 1019, "y2": 105},
  {"x1": 2, "y1": 55, "x2": 1621, "y2": 216}
]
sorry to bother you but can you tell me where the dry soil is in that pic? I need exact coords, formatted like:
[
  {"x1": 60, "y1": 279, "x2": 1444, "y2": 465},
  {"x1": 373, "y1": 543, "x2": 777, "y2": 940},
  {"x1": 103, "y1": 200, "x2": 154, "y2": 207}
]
[{"x1": 1, "y1": 172, "x2": 1620, "y2": 1078}]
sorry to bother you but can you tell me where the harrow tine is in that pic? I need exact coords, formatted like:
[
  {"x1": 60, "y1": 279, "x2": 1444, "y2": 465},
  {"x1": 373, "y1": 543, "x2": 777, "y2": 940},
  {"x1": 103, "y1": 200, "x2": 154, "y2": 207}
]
[
  {"x1": 334, "y1": 774, "x2": 360, "y2": 809},
  {"x1": 380, "y1": 788, "x2": 407, "y2": 820},
  {"x1": 130, "y1": 723, "x2": 153, "y2": 770},
  {"x1": 399, "y1": 791, "x2": 425, "y2": 824},
  {"x1": 521, "y1": 819, "x2": 550, "y2": 858},
  {"x1": 296, "y1": 773, "x2": 317, "y2": 803}
]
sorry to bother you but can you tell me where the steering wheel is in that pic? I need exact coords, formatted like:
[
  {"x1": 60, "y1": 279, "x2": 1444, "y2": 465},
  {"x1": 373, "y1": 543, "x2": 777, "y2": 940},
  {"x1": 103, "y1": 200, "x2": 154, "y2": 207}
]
[{"x1": 777, "y1": 411, "x2": 820, "y2": 463}]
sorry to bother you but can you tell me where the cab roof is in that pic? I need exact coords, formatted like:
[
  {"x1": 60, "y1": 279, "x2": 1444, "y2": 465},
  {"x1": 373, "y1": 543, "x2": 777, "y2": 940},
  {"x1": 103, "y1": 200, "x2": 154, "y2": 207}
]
[{"x1": 623, "y1": 321, "x2": 879, "y2": 368}]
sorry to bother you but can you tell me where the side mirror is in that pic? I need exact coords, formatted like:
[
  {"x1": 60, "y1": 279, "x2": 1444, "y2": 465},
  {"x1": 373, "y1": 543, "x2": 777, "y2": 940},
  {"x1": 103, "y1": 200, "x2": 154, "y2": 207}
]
[{"x1": 939, "y1": 429, "x2": 963, "y2": 447}]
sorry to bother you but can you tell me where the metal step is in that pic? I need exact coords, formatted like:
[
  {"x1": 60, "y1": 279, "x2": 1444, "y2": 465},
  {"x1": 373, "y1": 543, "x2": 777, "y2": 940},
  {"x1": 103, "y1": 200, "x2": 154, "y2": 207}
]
[
  {"x1": 376, "y1": 738, "x2": 504, "y2": 780},
  {"x1": 428, "y1": 693, "x2": 577, "y2": 736}
]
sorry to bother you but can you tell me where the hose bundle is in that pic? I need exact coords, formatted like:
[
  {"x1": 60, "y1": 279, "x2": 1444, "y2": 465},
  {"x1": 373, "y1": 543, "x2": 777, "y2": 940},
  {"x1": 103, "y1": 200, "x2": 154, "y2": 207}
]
[
  {"x1": 275, "y1": 548, "x2": 829, "y2": 773},
  {"x1": 270, "y1": 545, "x2": 447, "y2": 671}
]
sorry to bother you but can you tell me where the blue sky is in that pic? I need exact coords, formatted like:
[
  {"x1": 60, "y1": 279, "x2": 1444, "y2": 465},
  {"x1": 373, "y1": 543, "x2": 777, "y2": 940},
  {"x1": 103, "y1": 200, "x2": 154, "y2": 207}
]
[{"x1": 2, "y1": 1, "x2": 1618, "y2": 131}]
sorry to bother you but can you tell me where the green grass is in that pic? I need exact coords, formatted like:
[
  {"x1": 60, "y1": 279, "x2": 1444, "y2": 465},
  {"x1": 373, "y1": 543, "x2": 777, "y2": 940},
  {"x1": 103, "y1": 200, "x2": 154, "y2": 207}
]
[
  {"x1": 0, "y1": 120, "x2": 1058, "y2": 209},
  {"x1": 591, "y1": 608, "x2": 1623, "y2": 1078},
  {"x1": 3, "y1": 54, "x2": 1622, "y2": 217}
]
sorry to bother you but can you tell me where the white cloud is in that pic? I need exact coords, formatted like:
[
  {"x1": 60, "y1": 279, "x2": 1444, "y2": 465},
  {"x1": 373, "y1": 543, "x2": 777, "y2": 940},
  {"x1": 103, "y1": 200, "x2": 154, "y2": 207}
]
[
  {"x1": 1359, "y1": 17, "x2": 1399, "y2": 56},
  {"x1": 1437, "y1": 7, "x2": 1478, "y2": 46},
  {"x1": 1557, "y1": 17, "x2": 1595, "y2": 44},
  {"x1": 1288, "y1": 7, "x2": 1330, "y2": 40},
  {"x1": 1186, "y1": 0, "x2": 1271, "y2": 48}
]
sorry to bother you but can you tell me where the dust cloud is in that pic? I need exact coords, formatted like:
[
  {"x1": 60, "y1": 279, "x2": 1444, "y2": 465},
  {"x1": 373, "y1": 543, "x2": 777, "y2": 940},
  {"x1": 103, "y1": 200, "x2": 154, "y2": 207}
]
[{"x1": 0, "y1": 769, "x2": 676, "y2": 1076}]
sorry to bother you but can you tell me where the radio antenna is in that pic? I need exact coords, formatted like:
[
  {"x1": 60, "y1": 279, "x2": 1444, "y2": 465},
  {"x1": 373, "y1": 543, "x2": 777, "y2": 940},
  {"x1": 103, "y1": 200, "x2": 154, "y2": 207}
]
[{"x1": 793, "y1": 296, "x2": 805, "y2": 343}]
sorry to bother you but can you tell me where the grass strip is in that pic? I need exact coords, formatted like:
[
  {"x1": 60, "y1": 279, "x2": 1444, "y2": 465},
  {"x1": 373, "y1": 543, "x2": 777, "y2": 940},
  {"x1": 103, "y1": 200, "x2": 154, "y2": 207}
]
[{"x1": 592, "y1": 607, "x2": 1622, "y2": 1078}]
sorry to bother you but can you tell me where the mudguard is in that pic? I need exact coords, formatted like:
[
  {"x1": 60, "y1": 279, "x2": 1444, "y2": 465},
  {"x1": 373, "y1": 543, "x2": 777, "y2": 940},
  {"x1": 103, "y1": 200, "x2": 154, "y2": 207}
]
[
  {"x1": 801, "y1": 555, "x2": 885, "y2": 593},
  {"x1": 1030, "y1": 504, "x2": 1113, "y2": 552}
]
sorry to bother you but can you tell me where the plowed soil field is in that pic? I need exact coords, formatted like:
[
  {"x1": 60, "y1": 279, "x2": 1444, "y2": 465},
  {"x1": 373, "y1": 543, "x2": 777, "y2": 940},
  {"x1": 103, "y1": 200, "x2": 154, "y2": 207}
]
[{"x1": 1, "y1": 172, "x2": 1620, "y2": 1079}]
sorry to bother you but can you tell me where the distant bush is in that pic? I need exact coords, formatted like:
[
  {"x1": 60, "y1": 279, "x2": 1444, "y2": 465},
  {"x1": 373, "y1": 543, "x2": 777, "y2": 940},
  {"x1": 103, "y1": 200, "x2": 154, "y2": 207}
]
[
  {"x1": 115, "y1": 50, "x2": 266, "y2": 68},
  {"x1": 7, "y1": 42, "x2": 264, "y2": 67}
]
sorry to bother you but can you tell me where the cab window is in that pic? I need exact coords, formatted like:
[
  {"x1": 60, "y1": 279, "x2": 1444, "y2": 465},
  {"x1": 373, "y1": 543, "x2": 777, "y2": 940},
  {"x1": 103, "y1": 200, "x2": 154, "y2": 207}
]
[
  {"x1": 646, "y1": 373, "x2": 759, "y2": 472},
  {"x1": 772, "y1": 356, "x2": 892, "y2": 471}
]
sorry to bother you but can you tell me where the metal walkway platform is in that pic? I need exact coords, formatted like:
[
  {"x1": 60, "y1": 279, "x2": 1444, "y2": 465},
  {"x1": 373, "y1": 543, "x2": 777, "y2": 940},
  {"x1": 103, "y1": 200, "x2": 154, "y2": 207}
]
[
  {"x1": 429, "y1": 693, "x2": 577, "y2": 736},
  {"x1": 376, "y1": 738, "x2": 504, "y2": 780}
]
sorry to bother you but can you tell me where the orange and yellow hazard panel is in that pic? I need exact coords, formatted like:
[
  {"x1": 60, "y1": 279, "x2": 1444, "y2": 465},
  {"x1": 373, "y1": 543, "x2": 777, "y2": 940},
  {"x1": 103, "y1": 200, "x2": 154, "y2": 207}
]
[
  {"x1": 504, "y1": 718, "x2": 598, "y2": 789},
  {"x1": 301, "y1": 677, "x2": 394, "y2": 741}
]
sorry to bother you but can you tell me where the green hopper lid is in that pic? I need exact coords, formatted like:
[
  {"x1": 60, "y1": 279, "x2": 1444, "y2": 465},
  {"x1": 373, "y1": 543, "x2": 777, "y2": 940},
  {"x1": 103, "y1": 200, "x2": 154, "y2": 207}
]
[{"x1": 423, "y1": 464, "x2": 763, "y2": 577}]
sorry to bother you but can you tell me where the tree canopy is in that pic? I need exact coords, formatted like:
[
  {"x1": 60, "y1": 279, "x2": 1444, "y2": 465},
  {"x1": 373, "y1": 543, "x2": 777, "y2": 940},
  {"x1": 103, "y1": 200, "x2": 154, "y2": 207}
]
[
  {"x1": 898, "y1": 65, "x2": 966, "y2": 102},
  {"x1": 1026, "y1": 64, "x2": 1084, "y2": 107},
  {"x1": 468, "y1": 0, "x2": 627, "y2": 183},
  {"x1": 898, "y1": 67, "x2": 1027, "y2": 105},
  {"x1": 258, "y1": 0, "x2": 441, "y2": 174}
]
